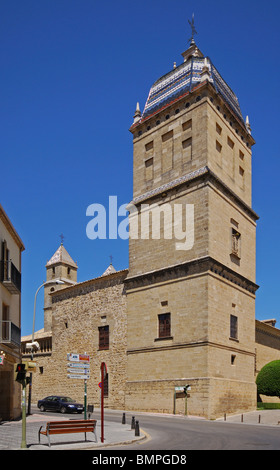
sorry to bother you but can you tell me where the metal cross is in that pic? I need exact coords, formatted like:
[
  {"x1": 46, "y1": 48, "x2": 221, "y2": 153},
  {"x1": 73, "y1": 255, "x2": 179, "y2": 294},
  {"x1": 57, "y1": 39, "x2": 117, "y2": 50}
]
[
  {"x1": 59, "y1": 233, "x2": 65, "y2": 245},
  {"x1": 188, "y1": 13, "x2": 197, "y2": 44}
]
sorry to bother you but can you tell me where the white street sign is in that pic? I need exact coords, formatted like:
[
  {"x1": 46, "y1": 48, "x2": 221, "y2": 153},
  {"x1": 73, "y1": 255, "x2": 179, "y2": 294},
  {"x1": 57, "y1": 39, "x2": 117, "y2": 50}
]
[
  {"x1": 67, "y1": 374, "x2": 90, "y2": 380},
  {"x1": 67, "y1": 363, "x2": 90, "y2": 369},
  {"x1": 67, "y1": 368, "x2": 90, "y2": 374}
]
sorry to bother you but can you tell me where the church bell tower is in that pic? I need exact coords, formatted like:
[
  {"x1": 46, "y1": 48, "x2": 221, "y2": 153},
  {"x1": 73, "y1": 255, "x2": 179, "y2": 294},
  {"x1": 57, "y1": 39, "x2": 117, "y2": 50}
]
[
  {"x1": 44, "y1": 241, "x2": 78, "y2": 332},
  {"x1": 125, "y1": 20, "x2": 258, "y2": 419}
]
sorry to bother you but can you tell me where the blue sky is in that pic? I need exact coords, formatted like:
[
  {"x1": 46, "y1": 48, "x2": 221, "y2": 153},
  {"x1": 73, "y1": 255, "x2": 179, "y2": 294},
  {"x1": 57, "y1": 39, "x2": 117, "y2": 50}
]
[{"x1": 0, "y1": 0, "x2": 279, "y2": 336}]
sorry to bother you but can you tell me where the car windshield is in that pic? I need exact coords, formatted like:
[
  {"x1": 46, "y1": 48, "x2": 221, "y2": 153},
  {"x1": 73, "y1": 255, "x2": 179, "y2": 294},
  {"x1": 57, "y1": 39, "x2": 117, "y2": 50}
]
[{"x1": 60, "y1": 397, "x2": 75, "y2": 403}]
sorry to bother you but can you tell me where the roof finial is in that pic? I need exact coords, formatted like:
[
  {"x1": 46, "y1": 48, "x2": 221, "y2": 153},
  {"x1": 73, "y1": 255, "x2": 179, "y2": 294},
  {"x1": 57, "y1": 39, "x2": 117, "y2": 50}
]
[
  {"x1": 188, "y1": 13, "x2": 197, "y2": 45},
  {"x1": 59, "y1": 233, "x2": 65, "y2": 245},
  {"x1": 246, "y1": 115, "x2": 251, "y2": 135},
  {"x1": 133, "y1": 102, "x2": 142, "y2": 124}
]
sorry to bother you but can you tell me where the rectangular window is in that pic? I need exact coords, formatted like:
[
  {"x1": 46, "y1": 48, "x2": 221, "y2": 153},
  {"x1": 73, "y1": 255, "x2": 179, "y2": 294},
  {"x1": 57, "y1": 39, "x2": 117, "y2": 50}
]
[
  {"x1": 99, "y1": 325, "x2": 109, "y2": 350},
  {"x1": 158, "y1": 313, "x2": 171, "y2": 338},
  {"x1": 145, "y1": 141, "x2": 153, "y2": 152},
  {"x1": 182, "y1": 119, "x2": 192, "y2": 131},
  {"x1": 182, "y1": 137, "x2": 192, "y2": 163},
  {"x1": 230, "y1": 315, "x2": 238, "y2": 340},
  {"x1": 216, "y1": 140, "x2": 222, "y2": 153},
  {"x1": 227, "y1": 136, "x2": 234, "y2": 149},
  {"x1": 216, "y1": 122, "x2": 222, "y2": 135},
  {"x1": 145, "y1": 157, "x2": 153, "y2": 181},
  {"x1": 161, "y1": 131, "x2": 173, "y2": 173},
  {"x1": 2, "y1": 303, "x2": 9, "y2": 341}
]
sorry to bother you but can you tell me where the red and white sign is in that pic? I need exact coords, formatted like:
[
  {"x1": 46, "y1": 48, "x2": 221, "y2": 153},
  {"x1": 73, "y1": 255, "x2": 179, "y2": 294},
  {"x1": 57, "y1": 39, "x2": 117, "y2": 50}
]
[{"x1": 67, "y1": 353, "x2": 90, "y2": 363}]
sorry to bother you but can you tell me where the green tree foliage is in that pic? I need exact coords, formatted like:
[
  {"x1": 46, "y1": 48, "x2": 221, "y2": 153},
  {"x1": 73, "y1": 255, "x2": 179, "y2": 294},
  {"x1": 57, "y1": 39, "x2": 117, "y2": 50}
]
[{"x1": 256, "y1": 360, "x2": 280, "y2": 397}]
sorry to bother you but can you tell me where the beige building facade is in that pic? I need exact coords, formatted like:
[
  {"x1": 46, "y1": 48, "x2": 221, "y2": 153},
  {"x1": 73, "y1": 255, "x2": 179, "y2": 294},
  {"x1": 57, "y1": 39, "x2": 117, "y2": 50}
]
[
  {"x1": 22, "y1": 37, "x2": 280, "y2": 419},
  {"x1": 0, "y1": 204, "x2": 25, "y2": 420},
  {"x1": 125, "y1": 40, "x2": 258, "y2": 418}
]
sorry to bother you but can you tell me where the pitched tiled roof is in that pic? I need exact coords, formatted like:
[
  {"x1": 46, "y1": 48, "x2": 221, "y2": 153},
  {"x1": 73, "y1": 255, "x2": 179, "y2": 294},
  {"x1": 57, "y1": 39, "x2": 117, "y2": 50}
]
[
  {"x1": 136, "y1": 43, "x2": 245, "y2": 128},
  {"x1": 102, "y1": 264, "x2": 117, "y2": 276},
  {"x1": 46, "y1": 244, "x2": 77, "y2": 268}
]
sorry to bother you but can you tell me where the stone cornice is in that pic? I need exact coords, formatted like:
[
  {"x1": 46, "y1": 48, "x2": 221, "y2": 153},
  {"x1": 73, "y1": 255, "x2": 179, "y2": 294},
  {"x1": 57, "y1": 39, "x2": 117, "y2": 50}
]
[
  {"x1": 125, "y1": 256, "x2": 259, "y2": 295},
  {"x1": 131, "y1": 166, "x2": 259, "y2": 222}
]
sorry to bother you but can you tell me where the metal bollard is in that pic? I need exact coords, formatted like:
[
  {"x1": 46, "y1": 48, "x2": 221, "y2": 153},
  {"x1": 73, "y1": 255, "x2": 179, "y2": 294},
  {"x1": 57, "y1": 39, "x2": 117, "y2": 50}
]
[
  {"x1": 122, "y1": 412, "x2": 126, "y2": 424},
  {"x1": 131, "y1": 416, "x2": 135, "y2": 429},
  {"x1": 87, "y1": 404, "x2": 94, "y2": 419},
  {"x1": 224, "y1": 413, "x2": 226, "y2": 421},
  {"x1": 241, "y1": 414, "x2": 243, "y2": 423},
  {"x1": 135, "y1": 420, "x2": 140, "y2": 436}
]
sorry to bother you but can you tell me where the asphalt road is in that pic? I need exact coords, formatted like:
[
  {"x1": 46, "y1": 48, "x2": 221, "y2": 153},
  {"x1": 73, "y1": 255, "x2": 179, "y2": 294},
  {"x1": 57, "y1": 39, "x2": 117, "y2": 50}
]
[
  {"x1": 32, "y1": 407, "x2": 280, "y2": 451},
  {"x1": 101, "y1": 410, "x2": 280, "y2": 451}
]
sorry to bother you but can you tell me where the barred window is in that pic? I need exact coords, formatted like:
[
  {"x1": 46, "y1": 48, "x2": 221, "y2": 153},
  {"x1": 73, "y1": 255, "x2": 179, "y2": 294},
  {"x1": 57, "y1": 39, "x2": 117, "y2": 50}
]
[
  {"x1": 99, "y1": 325, "x2": 109, "y2": 350},
  {"x1": 158, "y1": 313, "x2": 171, "y2": 338}
]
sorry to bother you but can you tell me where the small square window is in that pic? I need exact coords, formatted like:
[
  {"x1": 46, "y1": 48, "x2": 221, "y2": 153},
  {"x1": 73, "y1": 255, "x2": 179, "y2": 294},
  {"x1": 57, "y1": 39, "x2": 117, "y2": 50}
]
[
  {"x1": 216, "y1": 140, "x2": 222, "y2": 153},
  {"x1": 216, "y1": 123, "x2": 222, "y2": 135}
]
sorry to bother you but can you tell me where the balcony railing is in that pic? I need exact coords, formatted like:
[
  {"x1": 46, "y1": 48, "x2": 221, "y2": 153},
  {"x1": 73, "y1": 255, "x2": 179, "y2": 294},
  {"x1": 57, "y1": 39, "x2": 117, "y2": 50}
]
[
  {"x1": 0, "y1": 321, "x2": 21, "y2": 348},
  {"x1": 0, "y1": 260, "x2": 21, "y2": 293}
]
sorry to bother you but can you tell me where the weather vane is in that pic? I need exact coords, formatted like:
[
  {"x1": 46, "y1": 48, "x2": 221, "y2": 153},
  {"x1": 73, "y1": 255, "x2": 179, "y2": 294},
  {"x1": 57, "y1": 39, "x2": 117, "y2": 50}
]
[
  {"x1": 109, "y1": 255, "x2": 113, "y2": 265},
  {"x1": 60, "y1": 233, "x2": 65, "y2": 245},
  {"x1": 188, "y1": 13, "x2": 197, "y2": 45}
]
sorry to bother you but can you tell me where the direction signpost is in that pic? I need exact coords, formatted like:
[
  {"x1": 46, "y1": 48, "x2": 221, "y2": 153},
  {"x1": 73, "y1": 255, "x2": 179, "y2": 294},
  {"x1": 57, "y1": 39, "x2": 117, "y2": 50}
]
[
  {"x1": 67, "y1": 353, "x2": 90, "y2": 419},
  {"x1": 100, "y1": 362, "x2": 107, "y2": 443}
]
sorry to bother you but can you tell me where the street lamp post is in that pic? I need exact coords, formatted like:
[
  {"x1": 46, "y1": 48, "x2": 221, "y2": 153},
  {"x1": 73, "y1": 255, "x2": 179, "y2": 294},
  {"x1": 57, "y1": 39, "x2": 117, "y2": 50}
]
[{"x1": 27, "y1": 279, "x2": 64, "y2": 414}]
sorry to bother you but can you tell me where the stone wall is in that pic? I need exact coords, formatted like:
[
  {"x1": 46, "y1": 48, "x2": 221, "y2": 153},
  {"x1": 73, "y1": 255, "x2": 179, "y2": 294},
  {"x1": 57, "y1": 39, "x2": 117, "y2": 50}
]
[{"x1": 27, "y1": 270, "x2": 128, "y2": 409}]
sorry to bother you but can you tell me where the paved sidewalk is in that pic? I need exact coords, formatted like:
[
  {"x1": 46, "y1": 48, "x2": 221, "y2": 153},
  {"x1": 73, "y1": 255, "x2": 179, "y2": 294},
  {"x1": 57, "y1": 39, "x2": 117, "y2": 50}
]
[
  {"x1": 0, "y1": 412, "x2": 145, "y2": 450},
  {"x1": 215, "y1": 409, "x2": 280, "y2": 426}
]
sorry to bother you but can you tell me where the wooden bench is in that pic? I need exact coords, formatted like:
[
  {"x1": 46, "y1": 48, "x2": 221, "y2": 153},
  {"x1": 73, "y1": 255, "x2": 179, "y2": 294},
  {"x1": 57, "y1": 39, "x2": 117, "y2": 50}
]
[{"x1": 38, "y1": 419, "x2": 97, "y2": 447}]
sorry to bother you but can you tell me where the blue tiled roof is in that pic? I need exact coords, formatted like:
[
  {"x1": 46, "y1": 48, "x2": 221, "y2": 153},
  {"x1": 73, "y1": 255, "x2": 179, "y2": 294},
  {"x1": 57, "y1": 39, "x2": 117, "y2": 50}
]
[{"x1": 140, "y1": 54, "x2": 244, "y2": 126}]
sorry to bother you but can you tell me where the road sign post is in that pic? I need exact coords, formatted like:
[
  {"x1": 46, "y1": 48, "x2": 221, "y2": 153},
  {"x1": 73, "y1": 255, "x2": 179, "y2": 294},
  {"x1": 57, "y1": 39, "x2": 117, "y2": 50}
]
[
  {"x1": 100, "y1": 362, "x2": 107, "y2": 443},
  {"x1": 66, "y1": 353, "x2": 90, "y2": 419},
  {"x1": 84, "y1": 378, "x2": 87, "y2": 420},
  {"x1": 21, "y1": 380, "x2": 27, "y2": 448}
]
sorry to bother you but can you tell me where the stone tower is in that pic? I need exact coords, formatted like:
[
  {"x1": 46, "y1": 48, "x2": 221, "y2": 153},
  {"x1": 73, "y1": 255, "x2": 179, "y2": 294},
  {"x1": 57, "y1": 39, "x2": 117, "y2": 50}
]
[
  {"x1": 44, "y1": 243, "x2": 78, "y2": 331},
  {"x1": 125, "y1": 33, "x2": 258, "y2": 418}
]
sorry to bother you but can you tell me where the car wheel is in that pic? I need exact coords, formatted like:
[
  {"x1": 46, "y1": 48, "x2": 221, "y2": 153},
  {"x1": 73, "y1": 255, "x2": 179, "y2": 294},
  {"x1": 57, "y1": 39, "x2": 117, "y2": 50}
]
[
  {"x1": 40, "y1": 405, "x2": 45, "y2": 412},
  {"x1": 60, "y1": 406, "x2": 67, "y2": 414}
]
